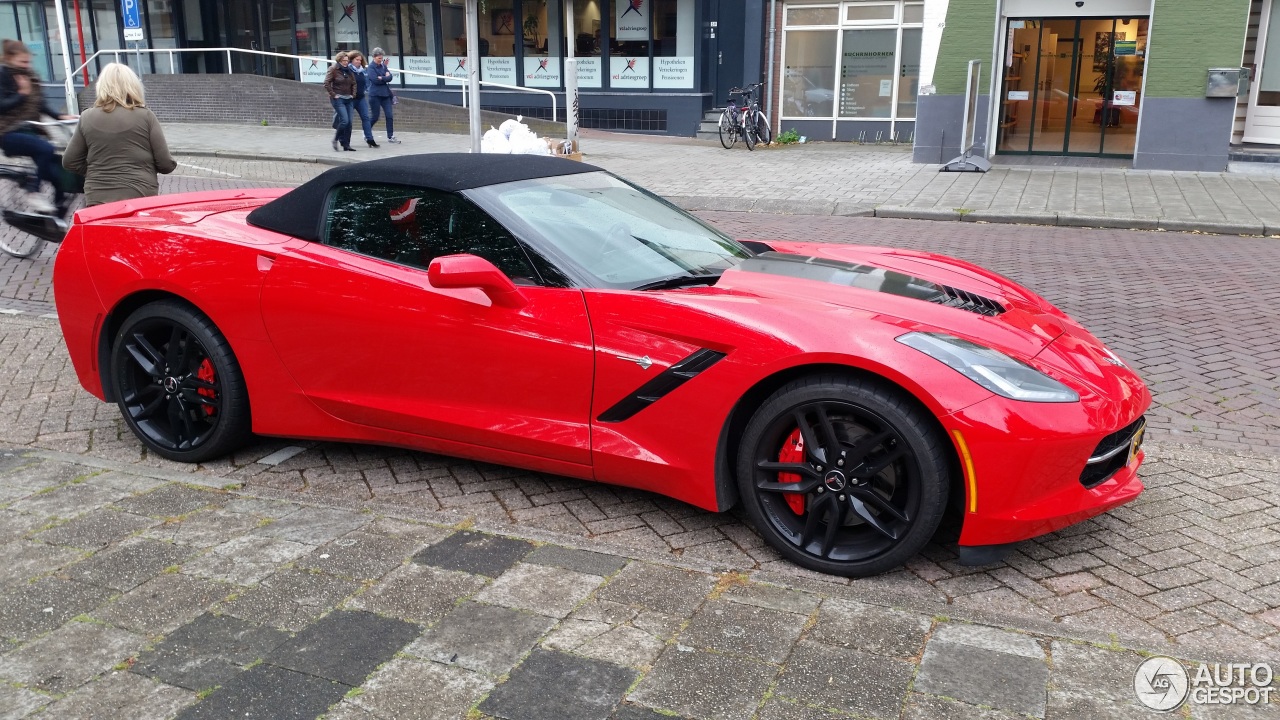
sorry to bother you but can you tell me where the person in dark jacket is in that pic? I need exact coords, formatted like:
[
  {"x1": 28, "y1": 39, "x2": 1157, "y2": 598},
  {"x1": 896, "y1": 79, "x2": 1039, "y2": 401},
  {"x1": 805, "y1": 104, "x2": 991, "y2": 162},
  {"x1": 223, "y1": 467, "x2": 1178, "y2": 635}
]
[
  {"x1": 323, "y1": 52, "x2": 357, "y2": 152},
  {"x1": 366, "y1": 48, "x2": 400, "y2": 144},
  {"x1": 349, "y1": 51, "x2": 377, "y2": 147},
  {"x1": 0, "y1": 39, "x2": 77, "y2": 215}
]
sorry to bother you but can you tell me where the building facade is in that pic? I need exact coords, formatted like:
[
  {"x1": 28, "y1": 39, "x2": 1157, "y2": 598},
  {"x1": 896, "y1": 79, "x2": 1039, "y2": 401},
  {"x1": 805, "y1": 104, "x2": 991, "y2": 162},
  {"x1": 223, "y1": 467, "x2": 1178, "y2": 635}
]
[
  {"x1": 909, "y1": 0, "x2": 1274, "y2": 170},
  {"x1": 15, "y1": 0, "x2": 767, "y2": 135},
  {"x1": 16, "y1": 0, "x2": 1280, "y2": 168}
]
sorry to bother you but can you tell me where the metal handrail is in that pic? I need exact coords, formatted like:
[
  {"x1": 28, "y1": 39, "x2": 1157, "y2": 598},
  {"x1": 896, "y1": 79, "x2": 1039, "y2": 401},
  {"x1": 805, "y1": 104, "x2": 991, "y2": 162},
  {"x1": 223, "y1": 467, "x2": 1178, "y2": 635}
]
[{"x1": 63, "y1": 47, "x2": 557, "y2": 123}]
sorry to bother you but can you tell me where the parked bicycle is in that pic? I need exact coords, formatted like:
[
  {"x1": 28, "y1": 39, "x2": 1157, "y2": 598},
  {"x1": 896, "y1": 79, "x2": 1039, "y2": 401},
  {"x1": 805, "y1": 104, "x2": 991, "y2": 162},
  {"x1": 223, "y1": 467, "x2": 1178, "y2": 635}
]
[
  {"x1": 0, "y1": 119, "x2": 82, "y2": 259},
  {"x1": 718, "y1": 82, "x2": 772, "y2": 151}
]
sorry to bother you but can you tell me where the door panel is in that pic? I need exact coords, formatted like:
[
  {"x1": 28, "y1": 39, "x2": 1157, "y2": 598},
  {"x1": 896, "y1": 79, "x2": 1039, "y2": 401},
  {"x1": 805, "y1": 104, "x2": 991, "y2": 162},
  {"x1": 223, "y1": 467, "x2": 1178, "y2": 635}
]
[{"x1": 260, "y1": 244, "x2": 595, "y2": 466}]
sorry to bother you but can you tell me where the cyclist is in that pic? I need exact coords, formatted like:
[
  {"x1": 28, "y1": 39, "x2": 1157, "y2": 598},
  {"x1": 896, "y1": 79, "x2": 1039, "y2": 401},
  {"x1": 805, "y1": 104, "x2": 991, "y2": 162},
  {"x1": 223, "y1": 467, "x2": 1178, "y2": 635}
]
[{"x1": 0, "y1": 39, "x2": 77, "y2": 216}]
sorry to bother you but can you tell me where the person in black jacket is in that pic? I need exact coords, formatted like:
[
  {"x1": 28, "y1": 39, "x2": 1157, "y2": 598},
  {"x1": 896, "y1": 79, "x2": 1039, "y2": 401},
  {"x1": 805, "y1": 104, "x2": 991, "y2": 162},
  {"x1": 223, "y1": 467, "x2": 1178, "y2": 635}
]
[
  {"x1": 0, "y1": 39, "x2": 76, "y2": 215},
  {"x1": 366, "y1": 48, "x2": 400, "y2": 144},
  {"x1": 349, "y1": 51, "x2": 377, "y2": 148}
]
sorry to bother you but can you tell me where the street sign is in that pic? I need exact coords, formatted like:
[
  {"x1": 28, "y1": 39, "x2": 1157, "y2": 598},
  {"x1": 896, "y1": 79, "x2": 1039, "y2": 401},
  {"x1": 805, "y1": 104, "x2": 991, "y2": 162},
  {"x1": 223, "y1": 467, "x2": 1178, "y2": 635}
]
[{"x1": 121, "y1": 0, "x2": 144, "y2": 41}]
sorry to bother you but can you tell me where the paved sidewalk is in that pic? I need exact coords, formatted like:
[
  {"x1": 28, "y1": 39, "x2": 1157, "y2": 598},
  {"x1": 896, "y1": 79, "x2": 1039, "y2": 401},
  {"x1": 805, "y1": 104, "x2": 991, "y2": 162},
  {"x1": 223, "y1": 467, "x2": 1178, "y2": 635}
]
[
  {"x1": 0, "y1": 449, "x2": 1272, "y2": 720},
  {"x1": 162, "y1": 122, "x2": 1280, "y2": 235}
]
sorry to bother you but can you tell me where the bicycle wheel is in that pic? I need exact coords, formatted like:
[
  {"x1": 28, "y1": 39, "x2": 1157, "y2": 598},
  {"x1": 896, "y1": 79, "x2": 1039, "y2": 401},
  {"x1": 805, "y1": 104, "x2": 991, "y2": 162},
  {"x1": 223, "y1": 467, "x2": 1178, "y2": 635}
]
[
  {"x1": 0, "y1": 213, "x2": 49, "y2": 259},
  {"x1": 718, "y1": 111, "x2": 737, "y2": 149},
  {"x1": 755, "y1": 112, "x2": 773, "y2": 146},
  {"x1": 742, "y1": 118, "x2": 756, "y2": 151}
]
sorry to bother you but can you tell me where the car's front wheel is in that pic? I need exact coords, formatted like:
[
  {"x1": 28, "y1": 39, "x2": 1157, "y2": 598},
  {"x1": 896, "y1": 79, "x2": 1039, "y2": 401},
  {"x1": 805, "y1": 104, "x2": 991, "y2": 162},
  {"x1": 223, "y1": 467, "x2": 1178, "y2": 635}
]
[
  {"x1": 109, "y1": 299, "x2": 251, "y2": 463},
  {"x1": 737, "y1": 374, "x2": 949, "y2": 577}
]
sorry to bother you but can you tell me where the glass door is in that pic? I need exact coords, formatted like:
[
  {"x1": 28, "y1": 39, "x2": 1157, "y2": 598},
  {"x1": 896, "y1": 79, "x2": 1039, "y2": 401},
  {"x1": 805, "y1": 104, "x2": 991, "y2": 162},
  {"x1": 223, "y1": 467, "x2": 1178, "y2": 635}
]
[{"x1": 998, "y1": 17, "x2": 1147, "y2": 156}]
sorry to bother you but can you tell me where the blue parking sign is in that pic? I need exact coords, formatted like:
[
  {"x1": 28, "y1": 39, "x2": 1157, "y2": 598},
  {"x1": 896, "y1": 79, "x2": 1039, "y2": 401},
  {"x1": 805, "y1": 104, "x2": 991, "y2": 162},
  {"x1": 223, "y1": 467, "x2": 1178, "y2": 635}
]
[{"x1": 121, "y1": 0, "x2": 143, "y2": 41}]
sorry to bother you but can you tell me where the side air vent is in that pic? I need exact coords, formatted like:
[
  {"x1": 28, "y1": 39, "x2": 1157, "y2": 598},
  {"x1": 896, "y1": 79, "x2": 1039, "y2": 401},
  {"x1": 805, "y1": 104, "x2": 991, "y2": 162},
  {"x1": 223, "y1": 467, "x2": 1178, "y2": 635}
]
[
  {"x1": 929, "y1": 284, "x2": 1006, "y2": 317},
  {"x1": 597, "y1": 349, "x2": 726, "y2": 423}
]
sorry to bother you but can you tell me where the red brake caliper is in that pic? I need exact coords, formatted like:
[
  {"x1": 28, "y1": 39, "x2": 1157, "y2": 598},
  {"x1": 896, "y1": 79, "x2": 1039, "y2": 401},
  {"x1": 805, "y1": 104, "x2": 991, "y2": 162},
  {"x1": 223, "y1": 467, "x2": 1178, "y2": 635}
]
[
  {"x1": 778, "y1": 428, "x2": 806, "y2": 515},
  {"x1": 196, "y1": 359, "x2": 217, "y2": 416}
]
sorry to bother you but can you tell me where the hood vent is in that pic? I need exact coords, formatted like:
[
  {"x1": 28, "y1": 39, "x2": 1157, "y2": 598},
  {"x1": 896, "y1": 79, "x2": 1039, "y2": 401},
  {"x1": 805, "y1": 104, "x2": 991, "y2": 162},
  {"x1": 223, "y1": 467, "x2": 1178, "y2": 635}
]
[
  {"x1": 931, "y1": 284, "x2": 1005, "y2": 316},
  {"x1": 738, "y1": 252, "x2": 1006, "y2": 317}
]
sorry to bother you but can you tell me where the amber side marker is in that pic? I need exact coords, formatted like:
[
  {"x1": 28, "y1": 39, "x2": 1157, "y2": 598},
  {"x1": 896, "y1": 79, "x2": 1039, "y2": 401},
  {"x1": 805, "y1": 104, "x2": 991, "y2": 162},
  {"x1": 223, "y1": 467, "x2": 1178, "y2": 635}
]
[{"x1": 951, "y1": 429, "x2": 977, "y2": 513}]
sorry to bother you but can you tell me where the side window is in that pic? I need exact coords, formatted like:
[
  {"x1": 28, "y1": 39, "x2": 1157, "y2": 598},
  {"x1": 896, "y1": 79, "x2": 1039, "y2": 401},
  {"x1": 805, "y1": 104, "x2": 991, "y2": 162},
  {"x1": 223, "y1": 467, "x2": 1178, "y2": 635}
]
[{"x1": 323, "y1": 183, "x2": 541, "y2": 283}]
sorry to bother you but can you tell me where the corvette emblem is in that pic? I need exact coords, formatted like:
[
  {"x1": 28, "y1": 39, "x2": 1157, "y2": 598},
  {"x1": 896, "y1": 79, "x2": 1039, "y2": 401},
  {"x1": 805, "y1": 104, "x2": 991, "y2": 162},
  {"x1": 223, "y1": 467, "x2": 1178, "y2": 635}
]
[{"x1": 617, "y1": 355, "x2": 653, "y2": 370}]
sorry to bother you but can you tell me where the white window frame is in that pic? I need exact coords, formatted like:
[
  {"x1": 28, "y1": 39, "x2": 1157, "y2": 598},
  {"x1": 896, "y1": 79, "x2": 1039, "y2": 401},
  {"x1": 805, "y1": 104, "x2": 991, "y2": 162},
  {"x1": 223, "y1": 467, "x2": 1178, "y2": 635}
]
[{"x1": 780, "y1": 0, "x2": 924, "y2": 139}]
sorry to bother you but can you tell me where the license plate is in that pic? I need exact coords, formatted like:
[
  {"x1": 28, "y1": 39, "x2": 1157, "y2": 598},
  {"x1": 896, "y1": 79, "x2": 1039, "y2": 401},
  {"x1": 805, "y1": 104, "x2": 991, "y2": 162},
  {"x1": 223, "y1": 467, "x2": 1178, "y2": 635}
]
[{"x1": 1127, "y1": 421, "x2": 1146, "y2": 466}]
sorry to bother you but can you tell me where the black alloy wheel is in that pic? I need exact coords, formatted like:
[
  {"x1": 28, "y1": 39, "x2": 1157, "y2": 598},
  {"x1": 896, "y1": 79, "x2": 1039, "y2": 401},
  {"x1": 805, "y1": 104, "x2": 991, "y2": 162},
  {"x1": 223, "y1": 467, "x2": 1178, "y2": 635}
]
[
  {"x1": 110, "y1": 300, "x2": 251, "y2": 463},
  {"x1": 737, "y1": 375, "x2": 948, "y2": 576}
]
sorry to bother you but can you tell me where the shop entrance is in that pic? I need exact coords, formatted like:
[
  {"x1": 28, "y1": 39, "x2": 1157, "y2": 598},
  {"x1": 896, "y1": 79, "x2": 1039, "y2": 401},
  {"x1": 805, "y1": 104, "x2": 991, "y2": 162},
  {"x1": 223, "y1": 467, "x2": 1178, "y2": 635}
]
[
  {"x1": 997, "y1": 17, "x2": 1148, "y2": 157},
  {"x1": 1244, "y1": 0, "x2": 1280, "y2": 144}
]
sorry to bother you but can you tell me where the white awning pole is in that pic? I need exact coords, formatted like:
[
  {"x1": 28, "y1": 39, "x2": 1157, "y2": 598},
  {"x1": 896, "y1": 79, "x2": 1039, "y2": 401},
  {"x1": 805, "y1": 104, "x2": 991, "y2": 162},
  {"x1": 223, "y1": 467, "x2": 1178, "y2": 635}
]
[
  {"x1": 52, "y1": 0, "x2": 77, "y2": 113},
  {"x1": 564, "y1": 0, "x2": 578, "y2": 144}
]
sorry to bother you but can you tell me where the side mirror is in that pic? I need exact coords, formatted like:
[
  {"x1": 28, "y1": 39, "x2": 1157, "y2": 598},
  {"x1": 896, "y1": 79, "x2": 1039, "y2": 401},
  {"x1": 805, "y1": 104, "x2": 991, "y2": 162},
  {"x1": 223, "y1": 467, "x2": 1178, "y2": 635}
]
[{"x1": 427, "y1": 254, "x2": 526, "y2": 308}]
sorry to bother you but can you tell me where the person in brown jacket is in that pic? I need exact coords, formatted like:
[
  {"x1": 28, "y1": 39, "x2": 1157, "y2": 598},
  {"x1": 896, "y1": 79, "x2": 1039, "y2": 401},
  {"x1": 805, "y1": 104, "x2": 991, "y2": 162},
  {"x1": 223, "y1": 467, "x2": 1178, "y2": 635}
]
[
  {"x1": 324, "y1": 52, "x2": 357, "y2": 152},
  {"x1": 61, "y1": 62, "x2": 176, "y2": 206}
]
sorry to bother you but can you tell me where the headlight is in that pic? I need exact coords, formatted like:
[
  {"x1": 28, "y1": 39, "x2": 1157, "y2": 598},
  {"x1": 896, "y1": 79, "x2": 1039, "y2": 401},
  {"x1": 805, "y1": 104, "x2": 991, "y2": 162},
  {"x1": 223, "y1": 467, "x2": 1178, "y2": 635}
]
[{"x1": 897, "y1": 332, "x2": 1079, "y2": 403}]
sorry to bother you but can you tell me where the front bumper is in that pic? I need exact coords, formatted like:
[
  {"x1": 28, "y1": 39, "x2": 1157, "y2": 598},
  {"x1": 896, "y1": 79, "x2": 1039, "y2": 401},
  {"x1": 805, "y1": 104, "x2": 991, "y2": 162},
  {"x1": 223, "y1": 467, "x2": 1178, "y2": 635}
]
[{"x1": 947, "y1": 391, "x2": 1149, "y2": 548}]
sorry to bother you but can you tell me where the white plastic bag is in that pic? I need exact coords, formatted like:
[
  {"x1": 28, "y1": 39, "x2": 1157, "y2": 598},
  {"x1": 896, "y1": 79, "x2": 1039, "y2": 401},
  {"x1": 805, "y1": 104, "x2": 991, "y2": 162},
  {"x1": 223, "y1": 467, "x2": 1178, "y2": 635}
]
[
  {"x1": 498, "y1": 117, "x2": 524, "y2": 138},
  {"x1": 509, "y1": 128, "x2": 550, "y2": 155},
  {"x1": 481, "y1": 126, "x2": 512, "y2": 154}
]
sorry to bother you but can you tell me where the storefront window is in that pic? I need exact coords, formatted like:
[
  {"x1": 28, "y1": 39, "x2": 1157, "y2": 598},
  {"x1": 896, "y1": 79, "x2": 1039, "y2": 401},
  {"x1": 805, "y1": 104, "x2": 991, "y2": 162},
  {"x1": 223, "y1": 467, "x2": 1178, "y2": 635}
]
[
  {"x1": 295, "y1": 0, "x2": 324, "y2": 57},
  {"x1": 20, "y1": 2, "x2": 51, "y2": 81},
  {"x1": 611, "y1": 0, "x2": 650, "y2": 88},
  {"x1": 402, "y1": 3, "x2": 437, "y2": 85},
  {"x1": 782, "y1": 0, "x2": 921, "y2": 123},
  {"x1": 523, "y1": 0, "x2": 561, "y2": 88},
  {"x1": 845, "y1": 4, "x2": 895, "y2": 23},
  {"x1": 266, "y1": 0, "x2": 296, "y2": 79},
  {"x1": 146, "y1": 0, "x2": 177, "y2": 70},
  {"x1": 839, "y1": 28, "x2": 894, "y2": 117},
  {"x1": 786, "y1": 6, "x2": 837, "y2": 25},
  {"x1": 330, "y1": 0, "x2": 361, "y2": 50},
  {"x1": 783, "y1": 29, "x2": 837, "y2": 116},
  {"x1": 897, "y1": 27, "x2": 921, "y2": 119},
  {"x1": 570, "y1": 0, "x2": 602, "y2": 87},
  {"x1": 652, "y1": 0, "x2": 693, "y2": 89},
  {"x1": 441, "y1": 0, "x2": 467, "y2": 85},
  {"x1": 481, "y1": 0, "x2": 518, "y2": 86}
]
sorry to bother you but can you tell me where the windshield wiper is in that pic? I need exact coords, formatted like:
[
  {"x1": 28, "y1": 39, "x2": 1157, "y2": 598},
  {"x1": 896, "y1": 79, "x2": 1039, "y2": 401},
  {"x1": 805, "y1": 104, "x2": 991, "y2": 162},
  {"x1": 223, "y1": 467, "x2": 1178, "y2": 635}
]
[{"x1": 631, "y1": 273, "x2": 723, "y2": 291}]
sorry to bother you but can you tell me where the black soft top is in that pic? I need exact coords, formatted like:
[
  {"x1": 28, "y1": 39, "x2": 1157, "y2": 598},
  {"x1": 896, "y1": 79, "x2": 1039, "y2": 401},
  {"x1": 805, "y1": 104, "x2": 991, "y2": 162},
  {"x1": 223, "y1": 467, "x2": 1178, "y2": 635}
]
[{"x1": 246, "y1": 152, "x2": 601, "y2": 242}]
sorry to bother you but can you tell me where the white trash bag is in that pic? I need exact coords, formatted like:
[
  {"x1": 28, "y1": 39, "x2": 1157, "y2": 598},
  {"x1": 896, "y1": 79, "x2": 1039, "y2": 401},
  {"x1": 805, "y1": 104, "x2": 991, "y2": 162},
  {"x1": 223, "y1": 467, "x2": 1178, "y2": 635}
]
[{"x1": 481, "y1": 126, "x2": 511, "y2": 154}]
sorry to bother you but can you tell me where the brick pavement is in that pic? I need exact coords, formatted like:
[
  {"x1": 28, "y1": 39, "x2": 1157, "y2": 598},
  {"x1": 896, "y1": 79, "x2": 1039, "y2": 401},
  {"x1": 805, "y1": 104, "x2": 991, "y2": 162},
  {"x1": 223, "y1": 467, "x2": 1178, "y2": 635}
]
[
  {"x1": 0, "y1": 454, "x2": 1256, "y2": 720},
  {"x1": 1, "y1": 157, "x2": 1279, "y2": 716}
]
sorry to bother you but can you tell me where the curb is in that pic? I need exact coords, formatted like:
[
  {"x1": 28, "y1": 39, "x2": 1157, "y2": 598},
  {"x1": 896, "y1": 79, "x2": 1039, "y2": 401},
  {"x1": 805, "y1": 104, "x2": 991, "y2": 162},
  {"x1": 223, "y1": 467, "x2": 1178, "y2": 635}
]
[{"x1": 872, "y1": 206, "x2": 1280, "y2": 237}]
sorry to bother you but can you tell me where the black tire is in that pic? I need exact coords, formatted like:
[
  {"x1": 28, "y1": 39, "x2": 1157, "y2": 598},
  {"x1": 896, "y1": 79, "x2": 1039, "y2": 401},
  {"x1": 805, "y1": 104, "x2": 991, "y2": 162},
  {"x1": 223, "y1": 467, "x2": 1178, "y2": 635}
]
[
  {"x1": 109, "y1": 299, "x2": 252, "y2": 463},
  {"x1": 755, "y1": 113, "x2": 773, "y2": 146},
  {"x1": 736, "y1": 374, "x2": 949, "y2": 577},
  {"x1": 742, "y1": 117, "x2": 756, "y2": 151},
  {"x1": 718, "y1": 110, "x2": 737, "y2": 149}
]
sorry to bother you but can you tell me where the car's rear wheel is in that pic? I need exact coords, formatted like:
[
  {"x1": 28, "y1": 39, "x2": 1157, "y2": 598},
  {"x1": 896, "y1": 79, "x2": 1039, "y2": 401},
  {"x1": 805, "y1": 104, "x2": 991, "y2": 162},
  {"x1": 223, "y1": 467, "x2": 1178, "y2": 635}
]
[
  {"x1": 737, "y1": 375, "x2": 949, "y2": 577},
  {"x1": 110, "y1": 300, "x2": 251, "y2": 463}
]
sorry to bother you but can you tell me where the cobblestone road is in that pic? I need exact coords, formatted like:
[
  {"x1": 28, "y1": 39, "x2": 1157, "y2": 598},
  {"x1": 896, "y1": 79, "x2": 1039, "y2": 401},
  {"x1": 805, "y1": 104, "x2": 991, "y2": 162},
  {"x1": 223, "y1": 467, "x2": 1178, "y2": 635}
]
[{"x1": 1, "y1": 163, "x2": 1279, "y2": 667}]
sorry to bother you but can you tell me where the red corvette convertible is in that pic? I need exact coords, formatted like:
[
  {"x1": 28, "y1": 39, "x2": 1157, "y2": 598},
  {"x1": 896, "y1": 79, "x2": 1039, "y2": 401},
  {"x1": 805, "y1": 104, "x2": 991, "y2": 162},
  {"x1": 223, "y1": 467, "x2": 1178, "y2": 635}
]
[{"x1": 52, "y1": 154, "x2": 1149, "y2": 576}]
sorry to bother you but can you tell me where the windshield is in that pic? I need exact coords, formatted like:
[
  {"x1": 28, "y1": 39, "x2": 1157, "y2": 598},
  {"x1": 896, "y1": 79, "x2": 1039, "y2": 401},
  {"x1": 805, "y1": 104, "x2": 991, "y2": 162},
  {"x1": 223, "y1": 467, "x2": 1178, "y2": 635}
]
[{"x1": 466, "y1": 171, "x2": 751, "y2": 289}]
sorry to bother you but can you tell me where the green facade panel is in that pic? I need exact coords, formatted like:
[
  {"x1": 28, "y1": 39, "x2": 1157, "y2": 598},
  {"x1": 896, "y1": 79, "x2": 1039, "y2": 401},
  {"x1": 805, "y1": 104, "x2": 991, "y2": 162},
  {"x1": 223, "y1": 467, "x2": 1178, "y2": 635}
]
[
  {"x1": 1144, "y1": 0, "x2": 1250, "y2": 98},
  {"x1": 932, "y1": 0, "x2": 996, "y2": 95}
]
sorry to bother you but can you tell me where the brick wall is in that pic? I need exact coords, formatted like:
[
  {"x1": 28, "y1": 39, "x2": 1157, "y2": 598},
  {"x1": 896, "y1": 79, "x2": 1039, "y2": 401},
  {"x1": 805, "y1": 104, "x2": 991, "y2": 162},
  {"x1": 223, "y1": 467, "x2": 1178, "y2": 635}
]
[
  {"x1": 77, "y1": 74, "x2": 562, "y2": 136},
  {"x1": 1145, "y1": 0, "x2": 1250, "y2": 98}
]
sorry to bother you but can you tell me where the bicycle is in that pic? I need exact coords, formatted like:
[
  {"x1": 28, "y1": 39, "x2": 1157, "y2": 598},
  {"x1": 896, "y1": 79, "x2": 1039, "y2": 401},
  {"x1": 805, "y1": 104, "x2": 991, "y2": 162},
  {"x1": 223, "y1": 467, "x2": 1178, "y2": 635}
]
[
  {"x1": 738, "y1": 82, "x2": 773, "y2": 148},
  {"x1": 0, "y1": 119, "x2": 82, "y2": 259},
  {"x1": 718, "y1": 83, "x2": 772, "y2": 151}
]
